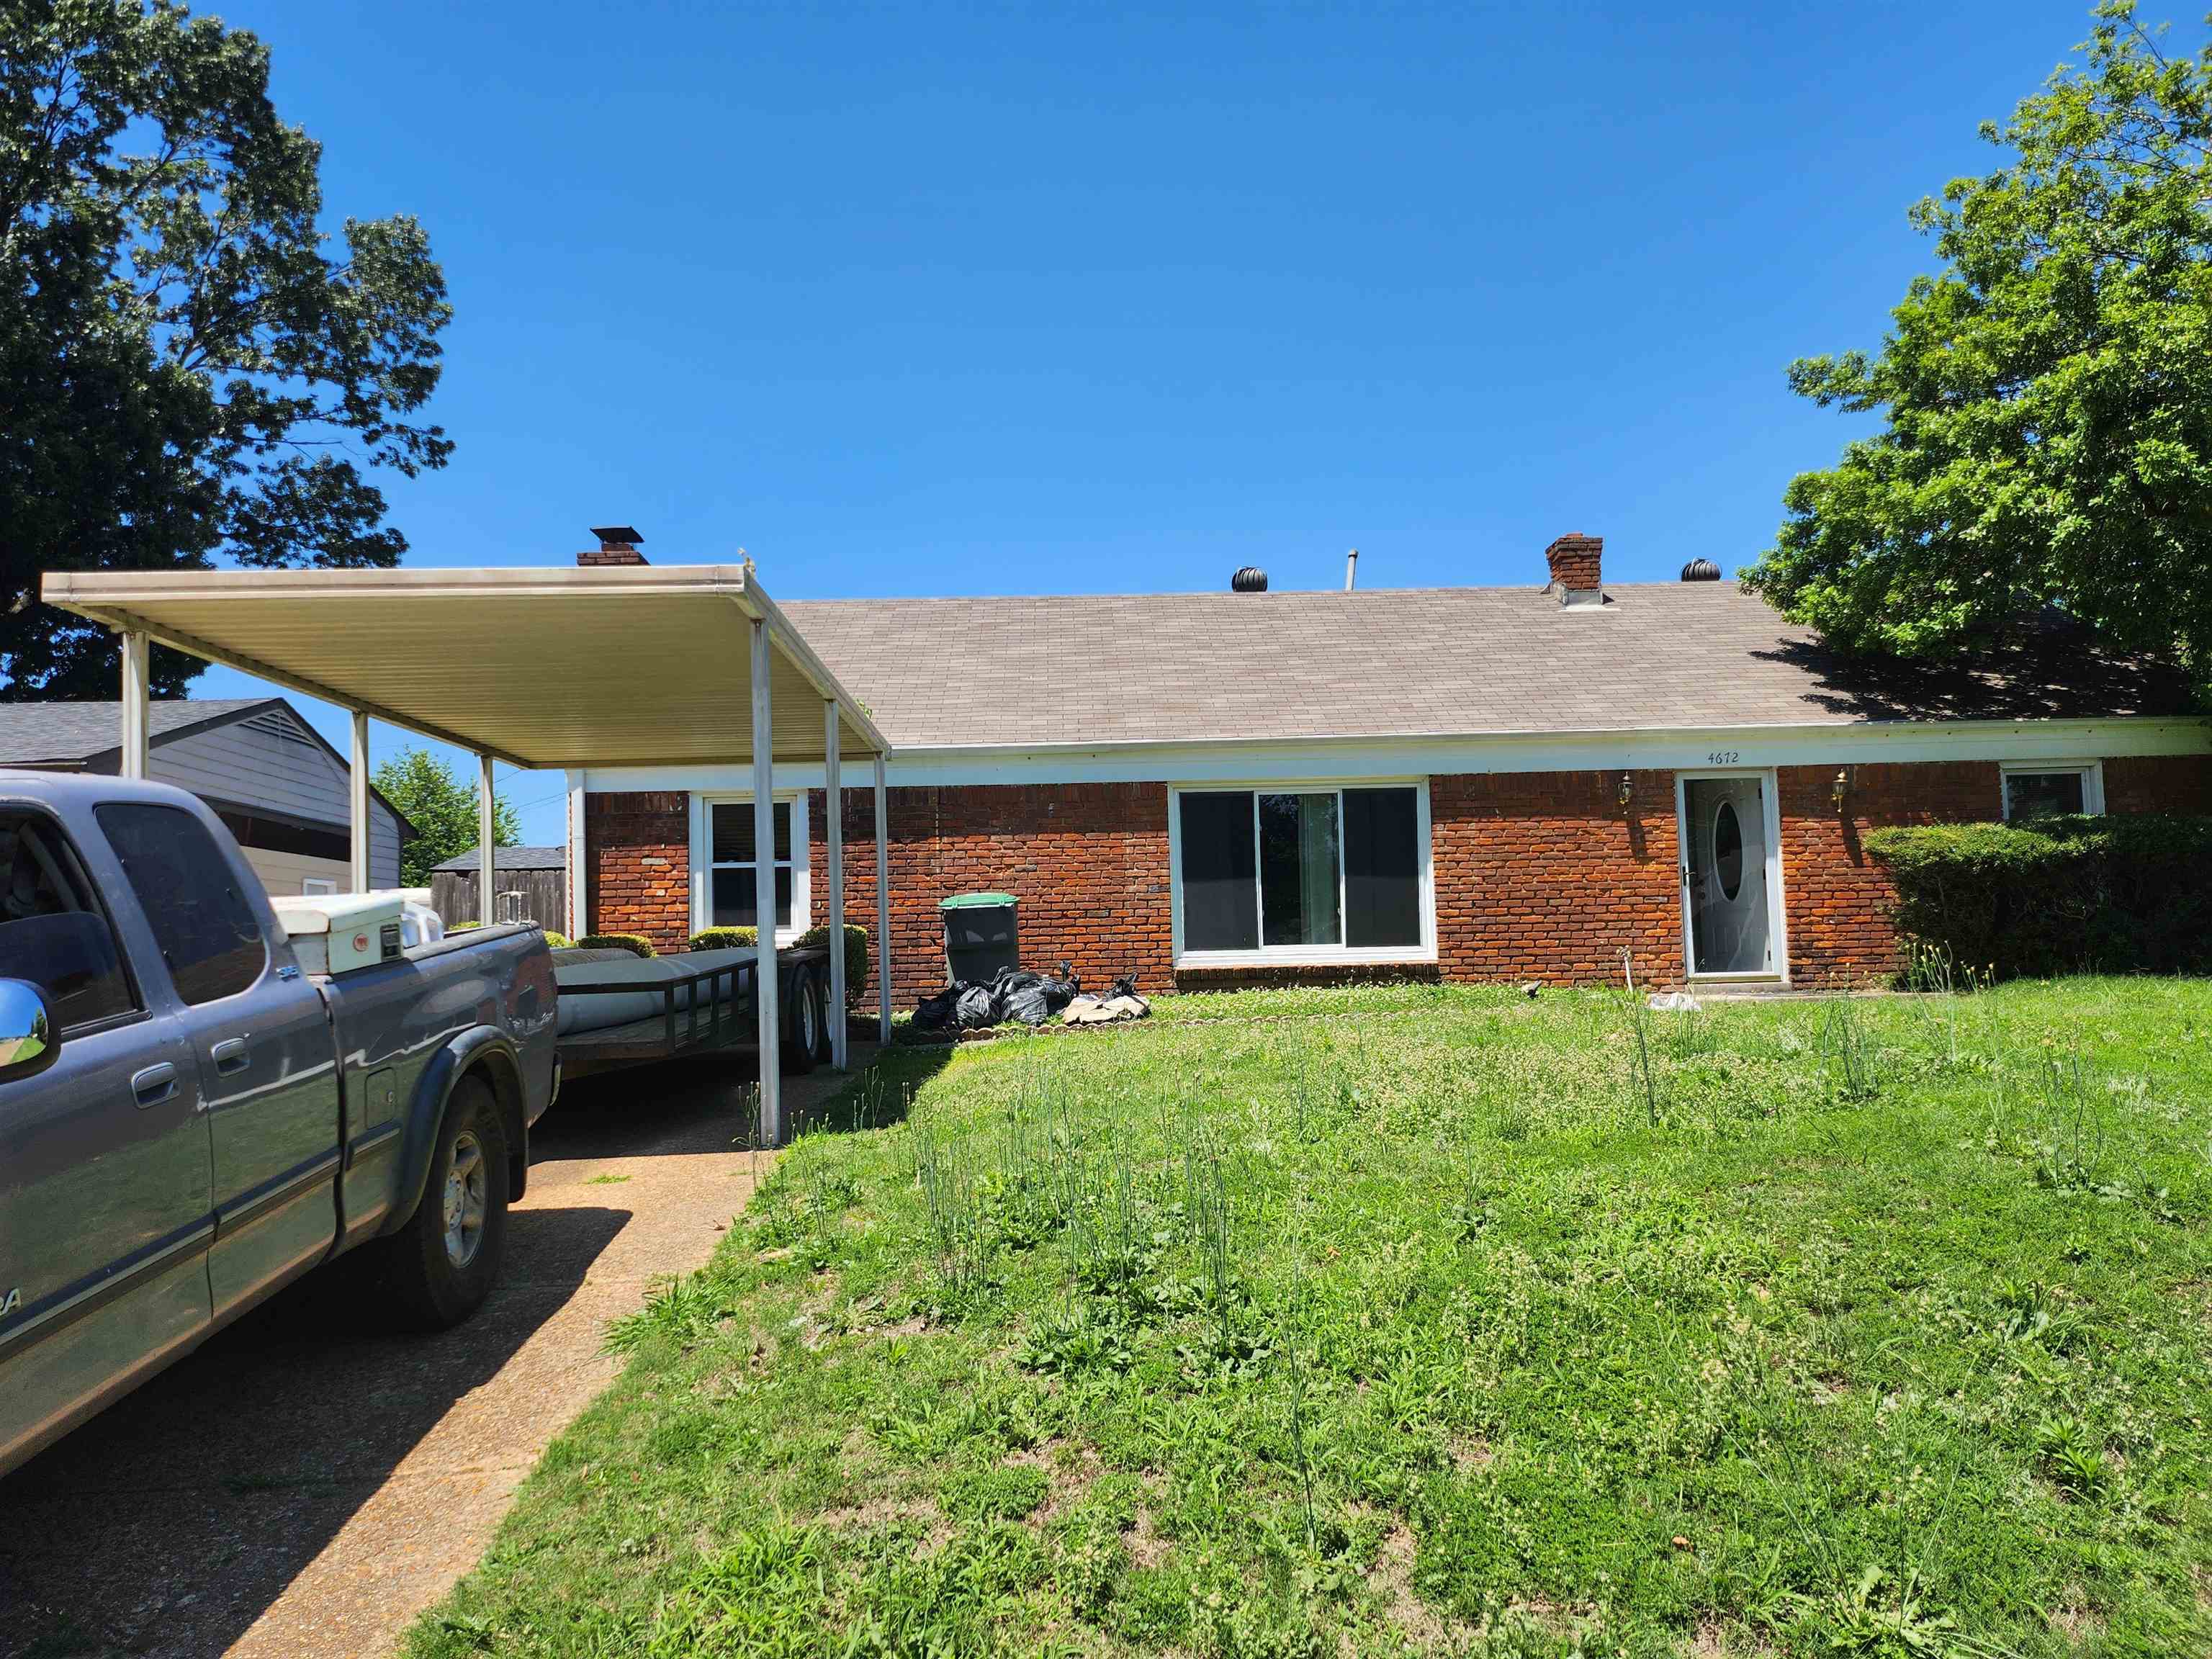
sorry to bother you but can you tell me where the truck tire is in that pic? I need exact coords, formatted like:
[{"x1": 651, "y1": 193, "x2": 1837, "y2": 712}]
[
  {"x1": 378, "y1": 1075, "x2": 509, "y2": 1328},
  {"x1": 781, "y1": 970, "x2": 822, "y2": 1075}
]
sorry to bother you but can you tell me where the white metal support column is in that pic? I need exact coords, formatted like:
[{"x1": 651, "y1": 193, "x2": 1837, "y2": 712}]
[
  {"x1": 477, "y1": 754, "x2": 496, "y2": 927},
  {"x1": 873, "y1": 752, "x2": 891, "y2": 1040},
  {"x1": 565, "y1": 770, "x2": 587, "y2": 938},
  {"x1": 823, "y1": 698, "x2": 848, "y2": 1069},
  {"x1": 750, "y1": 619, "x2": 781, "y2": 1145},
  {"x1": 118, "y1": 631, "x2": 150, "y2": 780},
  {"x1": 349, "y1": 711, "x2": 372, "y2": 892}
]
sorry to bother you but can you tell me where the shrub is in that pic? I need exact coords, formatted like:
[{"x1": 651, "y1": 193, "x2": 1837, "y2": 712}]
[
  {"x1": 687, "y1": 924, "x2": 870, "y2": 1003},
  {"x1": 1864, "y1": 814, "x2": 2212, "y2": 981},
  {"x1": 574, "y1": 932, "x2": 655, "y2": 957},
  {"x1": 796, "y1": 923, "x2": 869, "y2": 1001},
  {"x1": 689, "y1": 926, "x2": 756, "y2": 953},
  {"x1": 541, "y1": 930, "x2": 572, "y2": 949}
]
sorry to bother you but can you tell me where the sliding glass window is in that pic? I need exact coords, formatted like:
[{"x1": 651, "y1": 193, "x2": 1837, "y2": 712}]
[{"x1": 1177, "y1": 785, "x2": 1426, "y2": 958}]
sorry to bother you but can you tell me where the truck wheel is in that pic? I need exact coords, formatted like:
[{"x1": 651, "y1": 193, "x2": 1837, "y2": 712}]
[
  {"x1": 379, "y1": 1075, "x2": 508, "y2": 1328},
  {"x1": 781, "y1": 971, "x2": 822, "y2": 1075}
]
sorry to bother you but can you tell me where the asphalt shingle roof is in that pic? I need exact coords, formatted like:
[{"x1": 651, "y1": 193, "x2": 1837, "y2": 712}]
[
  {"x1": 783, "y1": 584, "x2": 2194, "y2": 752},
  {"x1": 0, "y1": 699, "x2": 271, "y2": 764},
  {"x1": 429, "y1": 845, "x2": 569, "y2": 873}
]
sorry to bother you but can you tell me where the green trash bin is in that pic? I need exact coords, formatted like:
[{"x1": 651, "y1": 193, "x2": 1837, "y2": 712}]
[{"x1": 941, "y1": 891, "x2": 1019, "y2": 984}]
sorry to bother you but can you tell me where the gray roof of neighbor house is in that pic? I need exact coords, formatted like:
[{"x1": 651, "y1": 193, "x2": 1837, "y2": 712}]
[
  {"x1": 783, "y1": 583, "x2": 2198, "y2": 751},
  {"x1": 0, "y1": 698, "x2": 272, "y2": 764},
  {"x1": 0, "y1": 696, "x2": 415, "y2": 839},
  {"x1": 430, "y1": 845, "x2": 568, "y2": 873}
]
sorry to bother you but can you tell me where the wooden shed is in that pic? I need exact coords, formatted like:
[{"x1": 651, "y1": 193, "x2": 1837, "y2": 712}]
[{"x1": 430, "y1": 845, "x2": 568, "y2": 933}]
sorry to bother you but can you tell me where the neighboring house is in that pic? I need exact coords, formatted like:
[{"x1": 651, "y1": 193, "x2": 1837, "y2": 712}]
[
  {"x1": 429, "y1": 845, "x2": 567, "y2": 934},
  {"x1": 0, "y1": 698, "x2": 411, "y2": 894},
  {"x1": 567, "y1": 534, "x2": 2212, "y2": 993}
]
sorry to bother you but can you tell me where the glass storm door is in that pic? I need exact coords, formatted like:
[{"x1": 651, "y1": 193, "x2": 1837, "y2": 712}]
[{"x1": 1682, "y1": 775, "x2": 1773, "y2": 976}]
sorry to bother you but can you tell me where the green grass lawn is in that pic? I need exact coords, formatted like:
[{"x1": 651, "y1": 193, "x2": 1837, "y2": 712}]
[{"x1": 411, "y1": 980, "x2": 2212, "y2": 1658}]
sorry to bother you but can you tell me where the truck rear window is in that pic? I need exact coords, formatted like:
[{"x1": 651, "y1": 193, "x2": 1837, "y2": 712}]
[
  {"x1": 0, "y1": 813, "x2": 137, "y2": 1031},
  {"x1": 96, "y1": 803, "x2": 266, "y2": 1006}
]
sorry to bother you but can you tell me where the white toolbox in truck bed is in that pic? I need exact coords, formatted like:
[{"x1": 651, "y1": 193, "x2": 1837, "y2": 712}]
[{"x1": 269, "y1": 892, "x2": 405, "y2": 975}]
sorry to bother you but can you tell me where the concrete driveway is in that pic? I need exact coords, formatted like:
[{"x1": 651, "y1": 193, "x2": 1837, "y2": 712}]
[{"x1": 0, "y1": 1046, "x2": 875, "y2": 1659}]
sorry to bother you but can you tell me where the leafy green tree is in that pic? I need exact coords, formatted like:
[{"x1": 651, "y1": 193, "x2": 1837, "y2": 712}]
[
  {"x1": 1745, "y1": 4, "x2": 2212, "y2": 685},
  {"x1": 0, "y1": 0, "x2": 451, "y2": 699},
  {"x1": 375, "y1": 748, "x2": 520, "y2": 889}
]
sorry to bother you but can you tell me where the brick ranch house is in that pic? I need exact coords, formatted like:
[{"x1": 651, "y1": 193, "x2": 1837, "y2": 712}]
[{"x1": 568, "y1": 533, "x2": 2212, "y2": 998}]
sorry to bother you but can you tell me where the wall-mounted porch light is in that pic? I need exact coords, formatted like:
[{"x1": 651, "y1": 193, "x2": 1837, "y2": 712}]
[
  {"x1": 1831, "y1": 768, "x2": 1851, "y2": 808},
  {"x1": 1617, "y1": 770, "x2": 1634, "y2": 808}
]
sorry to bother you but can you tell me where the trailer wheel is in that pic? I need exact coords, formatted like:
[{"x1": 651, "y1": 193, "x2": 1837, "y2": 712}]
[
  {"x1": 812, "y1": 966, "x2": 837, "y2": 1064},
  {"x1": 376, "y1": 1074, "x2": 509, "y2": 1328},
  {"x1": 782, "y1": 970, "x2": 822, "y2": 1075}
]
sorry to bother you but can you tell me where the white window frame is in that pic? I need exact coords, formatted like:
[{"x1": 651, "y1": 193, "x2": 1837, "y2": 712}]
[
  {"x1": 1168, "y1": 778, "x2": 1436, "y2": 969},
  {"x1": 1999, "y1": 760, "x2": 2103, "y2": 821},
  {"x1": 1674, "y1": 767, "x2": 1790, "y2": 985},
  {"x1": 690, "y1": 791, "x2": 810, "y2": 945}
]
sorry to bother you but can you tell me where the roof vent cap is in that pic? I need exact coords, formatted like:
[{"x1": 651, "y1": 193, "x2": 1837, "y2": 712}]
[
  {"x1": 1231, "y1": 567, "x2": 1268, "y2": 593},
  {"x1": 1680, "y1": 557, "x2": 1721, "y2": 583}
]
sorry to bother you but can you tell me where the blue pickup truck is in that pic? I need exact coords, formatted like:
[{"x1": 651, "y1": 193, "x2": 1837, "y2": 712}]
[{"x1": 0, "y1": 774, "x2": 558, "y2": 1478}]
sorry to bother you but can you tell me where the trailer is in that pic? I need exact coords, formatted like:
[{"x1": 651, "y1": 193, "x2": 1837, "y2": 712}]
[{"x1": 552, "y1": 943, "x2": 834, "y2": 1082}]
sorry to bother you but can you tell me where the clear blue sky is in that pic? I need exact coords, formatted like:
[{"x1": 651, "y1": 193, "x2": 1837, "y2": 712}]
[{"x1": 182, "y1": 0, "x2": 2184, "y2": 845}]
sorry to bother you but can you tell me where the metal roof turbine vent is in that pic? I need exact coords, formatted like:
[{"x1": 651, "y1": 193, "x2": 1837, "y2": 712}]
[
  {"x1": 1680, "y1": 557, "x2": 1722, "y2": 583},
  {"x1": 1231, "y1": 567, "x2": 1269, "y2": 593}
]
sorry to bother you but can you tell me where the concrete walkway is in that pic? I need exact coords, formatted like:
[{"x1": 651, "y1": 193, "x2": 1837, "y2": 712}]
[{"x1": 0, "y1": 1046, "x2": 876, "y2": 1659}]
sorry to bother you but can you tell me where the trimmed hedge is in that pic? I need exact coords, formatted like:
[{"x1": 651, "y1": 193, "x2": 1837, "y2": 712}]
[
  {"x1": 573, "y1": 932, "x2": 655, "y2": 958},
  {"x1": 687, "y1": 922, "x2": 870, "y2": 1003},
  {"x1": 1864, "y1": 814, "x2": 2212, "y2": 980}
]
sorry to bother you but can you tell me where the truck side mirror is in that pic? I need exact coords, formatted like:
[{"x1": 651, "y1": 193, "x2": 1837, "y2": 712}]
[{"x1": 0, "y1": 979, "x2": 57, "y2": 1082}]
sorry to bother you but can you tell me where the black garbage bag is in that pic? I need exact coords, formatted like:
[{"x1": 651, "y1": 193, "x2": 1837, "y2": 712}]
[
  {"x1": 954, "y1": 983, "x2": 1000, "y2": 1028},
  {"x1": 912, "y1": 985, "x2": 962, "y2": 1032},
  {"x1": 1105, "y1": 973, "x2": 1138, "y2": 1001},
  {"x1": 1002, "y1": 979, "x2": 1054, "y2": 1026}
]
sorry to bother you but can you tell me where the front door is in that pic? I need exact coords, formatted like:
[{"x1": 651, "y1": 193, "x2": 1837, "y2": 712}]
[{"x1": 1681, "y1": 775, "x2": 1777, "y2": 977}]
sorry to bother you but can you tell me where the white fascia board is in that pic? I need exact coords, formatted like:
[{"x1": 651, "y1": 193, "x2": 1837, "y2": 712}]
[{"x1": 579, "y1": 715, "x2": 2210, "y2": 794}]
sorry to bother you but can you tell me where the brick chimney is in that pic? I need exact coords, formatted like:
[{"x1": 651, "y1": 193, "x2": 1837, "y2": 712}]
[
  {"x1": 578, "y1": 525, "x2": 647, "y2": 567},
  {"x1": 1544, "y1": 533, "x2": 1602, "y2": 606}
]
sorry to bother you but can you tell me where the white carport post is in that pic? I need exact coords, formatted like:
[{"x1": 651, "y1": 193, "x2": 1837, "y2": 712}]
[
  {"x1": 824, "y1": 698, "x2": 848, "y2": 1069},
  {"x1": 118, "y1": 630, "x2": 150, "y2": 780},
  {"x1": 750, "y1": 618, "x2": 781, "y2": 1145},
  {"x1": 349, "y1": 711, "x2": 372, "y2": 892},
  {"x1": 477, "y1": 753, "x2": 495, "y2": 926},
  {"x1": 874, "y1": 753, "x2": 891, "y2": 1040}
]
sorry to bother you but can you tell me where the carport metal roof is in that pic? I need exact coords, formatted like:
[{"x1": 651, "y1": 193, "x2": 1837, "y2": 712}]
[
  {"x1": 42, "y1": 559, "x2": 895, "y2": 1146},
  {"x1": 42, "y1": 562, "x2": 889, "y2": 768}
]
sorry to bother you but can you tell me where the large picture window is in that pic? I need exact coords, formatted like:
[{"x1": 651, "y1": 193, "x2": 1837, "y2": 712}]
[{"x1": 1174, "y1": 784, "x2": 1429, "y2": 962}]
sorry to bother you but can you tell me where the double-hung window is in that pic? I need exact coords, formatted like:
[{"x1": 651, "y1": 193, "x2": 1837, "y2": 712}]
[
  {"x1": 694, "y1": 796, "x2": 808, "y2": 939},
  {"x1": 2000, "y1": 762, "x2": 2103, "y2": 822},
  {"x1": 1173, "y1": 783, "x2": 1430, "y2": 963}
]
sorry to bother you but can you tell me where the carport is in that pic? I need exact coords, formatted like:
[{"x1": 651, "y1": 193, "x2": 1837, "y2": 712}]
[{"x1": 42, "y1": 561, "x2": 894, "y2": 1145}]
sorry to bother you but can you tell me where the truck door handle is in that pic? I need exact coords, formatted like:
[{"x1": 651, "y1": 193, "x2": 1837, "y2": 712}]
[
  {"x1": 210, "y1": 1037, "x2": 251, "y2": 1076},
  {"x1": 131, "y1": 1062, "x2": 178, "y2": 1107}
]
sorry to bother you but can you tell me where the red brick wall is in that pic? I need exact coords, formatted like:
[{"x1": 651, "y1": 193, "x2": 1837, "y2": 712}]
[
  {"x1": 585, "y1": 750, "x2": 2212, "y2": 997},
  {"x1": 812, "y1": 783, "x2": 1174, "y2": 1004},
  {"x1": 584, "y1": 791, "x2": 689, "y2": 949},
  {"x1": 1777, "y1": 761, "x2": 1997, "y2": 986},
  {"x1": 1431, "y1": 768, "x2": 1684, "y2": 986},
  {"x1": 2103, "y1": 754, "x2": 2212, "y2": 814}
]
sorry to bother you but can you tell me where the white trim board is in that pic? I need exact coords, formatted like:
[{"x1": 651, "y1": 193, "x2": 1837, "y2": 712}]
[{"x1": 579, "y1": 716, "x2": 2210, "y2": 795}]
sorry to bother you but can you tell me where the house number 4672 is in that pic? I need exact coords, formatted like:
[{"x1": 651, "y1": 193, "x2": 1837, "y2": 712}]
[{"x1": 1707, "y1": 750, "x2": 1740, "y2": 765}]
